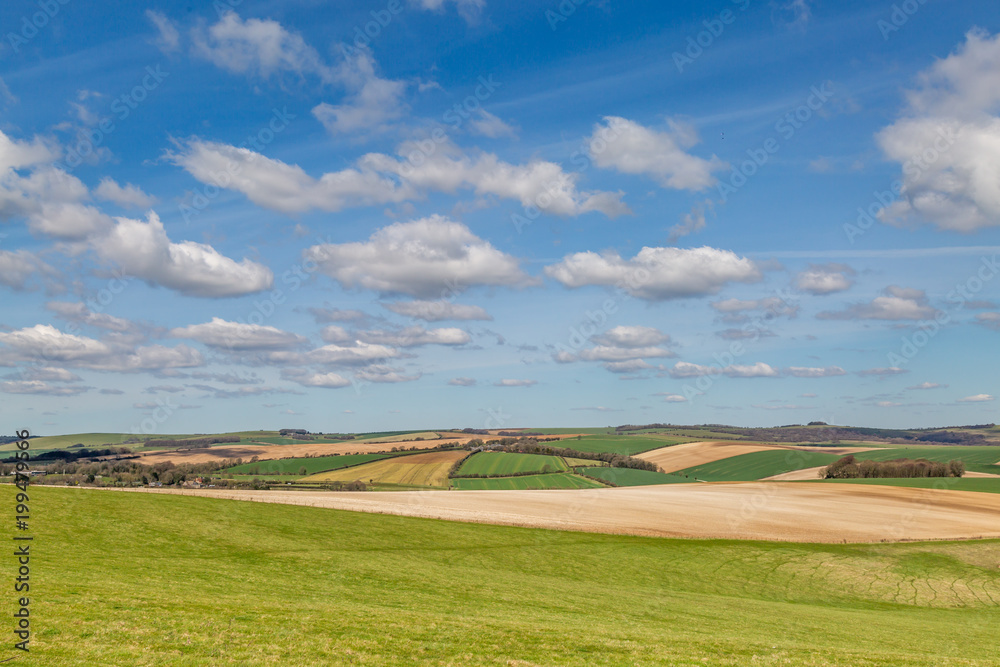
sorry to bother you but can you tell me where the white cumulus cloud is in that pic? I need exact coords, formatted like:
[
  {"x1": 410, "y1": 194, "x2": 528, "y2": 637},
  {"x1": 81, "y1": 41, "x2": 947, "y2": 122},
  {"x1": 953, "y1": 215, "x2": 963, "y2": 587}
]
[{"x1": 546, "y1": 246, "x2": 760, "y2": 301}]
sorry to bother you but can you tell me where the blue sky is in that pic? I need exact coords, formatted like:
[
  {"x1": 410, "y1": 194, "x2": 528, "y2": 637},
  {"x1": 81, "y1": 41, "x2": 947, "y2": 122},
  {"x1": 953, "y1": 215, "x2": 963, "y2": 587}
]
[{"x1": 1, "y1": 0, "x2": 998, "y2": 435}]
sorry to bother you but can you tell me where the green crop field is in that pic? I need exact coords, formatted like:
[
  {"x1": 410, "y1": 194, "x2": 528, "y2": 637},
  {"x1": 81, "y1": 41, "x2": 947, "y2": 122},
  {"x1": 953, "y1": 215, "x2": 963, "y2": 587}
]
[
  {"x1": 820, "y1": 477, "x2": 1000, "y2": 494},
  {"x1": 578, "y1": 467, "x2": 693, "y2": 487},
  {"x1": 449, "y1": 472, "x2": 606, "y2": 489},
  {"x1": 17, "y1": 486, "x2": 1000, "y2": 665},
  {"x1": 853, "y1": 446, "x2": 1000, "y2": 474},
  {"x1": 224, "y1": 453, "x2": 388, "y2": 475},
  {"x1": 455, "y1": 452, "x2": 567, "y2": 477},
  {"x1": 568, "y1": 435, "x2": 675, "y2": 455},
  {"x1": 677, "y1": 449, "x2": 845, "y2": 482}
]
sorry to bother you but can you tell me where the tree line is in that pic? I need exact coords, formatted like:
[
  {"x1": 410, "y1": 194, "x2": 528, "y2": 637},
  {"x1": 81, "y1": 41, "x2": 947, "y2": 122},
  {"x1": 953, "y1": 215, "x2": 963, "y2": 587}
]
[{"x1": 823, "y1": 455, "x2": 964, "y2": 479}]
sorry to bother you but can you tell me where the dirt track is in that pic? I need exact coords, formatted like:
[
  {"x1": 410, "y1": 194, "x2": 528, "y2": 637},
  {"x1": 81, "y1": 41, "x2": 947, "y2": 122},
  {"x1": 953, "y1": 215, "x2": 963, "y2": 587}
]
[
  {"x1": 105, "y1": 482, "x2": 1000, "y2": 543},
  {"x1": 637, "y1": 441, "x2": 878, "y2": 473}
]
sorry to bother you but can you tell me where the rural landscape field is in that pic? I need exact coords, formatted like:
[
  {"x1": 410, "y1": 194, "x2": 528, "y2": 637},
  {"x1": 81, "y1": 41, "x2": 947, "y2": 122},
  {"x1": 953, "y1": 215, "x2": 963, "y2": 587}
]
[
  {"x1": 5, "y1": 422, "x2": 1000, "y2": 664},
  {"x1": 3, "y1": 0, "x2": 1000, "y2": 664}
]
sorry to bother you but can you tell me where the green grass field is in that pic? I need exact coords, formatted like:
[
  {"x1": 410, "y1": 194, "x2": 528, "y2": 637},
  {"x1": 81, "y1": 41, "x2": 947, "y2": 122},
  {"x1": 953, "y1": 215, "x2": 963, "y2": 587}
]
[
  {"x1": 15, "y1": 486, "x2": 1000, "y2": 665},
  {"x1": 454, "y1": 452, "x2": 568, "y2": 477},
  {"x1": 853, "y1": 446, "x2": 1000, "y2": 474},
  {"x1": 568, "y1": 435, "x2": 676, "y2": 455},
  {"x1": 449, "y1": 472, "x2": 605, "y2": 489},
  {"x1": 224, "y1": 453, "x2": 389, "y2": 475},
  {"x1": 577, "y1": 467, "x2": 693, "y2": 487},
  {"x1": 676, "y1": 449, "x2": 845, "y2": 482}
]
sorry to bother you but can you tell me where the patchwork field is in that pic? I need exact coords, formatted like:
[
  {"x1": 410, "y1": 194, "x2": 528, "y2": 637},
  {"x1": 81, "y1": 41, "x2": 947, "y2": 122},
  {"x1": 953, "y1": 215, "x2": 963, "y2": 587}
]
[
  {"x1": 301, "y1": 450, "x2": 467, "y2": 487},
  {"x1": 134, "y1": 432, "x2": 595, "y2": 466},
  {"x1": 675, "y1": 449, "x2": 846, "y2": 482},
  {"x1": 449, "y1": 473, "x2": 605, "y2": 490},
  {"x1": 132, "y1": 482, "x2": 1000, "y2": 542},
  {"x1": 137, "y1": 437, "x2": 467, "y2": 466},
  {"x1": 637, "y1": 441, "x2": 779, "y2": 472},
  {"x1": 224, "y1": 453, "x2": 388, "y2": 476},
  {"x1": 454, "y1": 451, "x2": 568, "y2": 477},
  {"x1": 25, "y1": 486, "x2": 1000, "y2": 665},
  {"x1": 638, "y1": 441, "x2": 881, "y2": 475}
]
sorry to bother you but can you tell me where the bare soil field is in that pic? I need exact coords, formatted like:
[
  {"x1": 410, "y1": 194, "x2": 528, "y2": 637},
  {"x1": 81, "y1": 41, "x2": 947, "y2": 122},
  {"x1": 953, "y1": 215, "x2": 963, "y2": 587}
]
[
  {"x1": 763, "y1": 466, "x2": 826, "y2": 481},
  {"x1": 637, "y1": 441, "x2": 878, "y2": 473},
  {"x1": 108, "y1": 482, "x2": 1000, "y2": 543},
  {"x1": 137, "y1": 433, "x2": 592, "y2": 466}
]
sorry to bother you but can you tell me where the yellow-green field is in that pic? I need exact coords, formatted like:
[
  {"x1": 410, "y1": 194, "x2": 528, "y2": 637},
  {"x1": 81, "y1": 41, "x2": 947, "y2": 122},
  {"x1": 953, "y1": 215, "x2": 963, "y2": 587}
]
[{"x1": 301, "y1": 450, "x2": 466, "y2": 487}]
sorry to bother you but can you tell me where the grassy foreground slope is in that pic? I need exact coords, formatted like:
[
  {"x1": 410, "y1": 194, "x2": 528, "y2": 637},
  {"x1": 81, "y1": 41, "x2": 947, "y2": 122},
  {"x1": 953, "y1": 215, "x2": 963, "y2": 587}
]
[{"x1": 14, "y1": 487, "x2": 1000, "y2": 666}]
